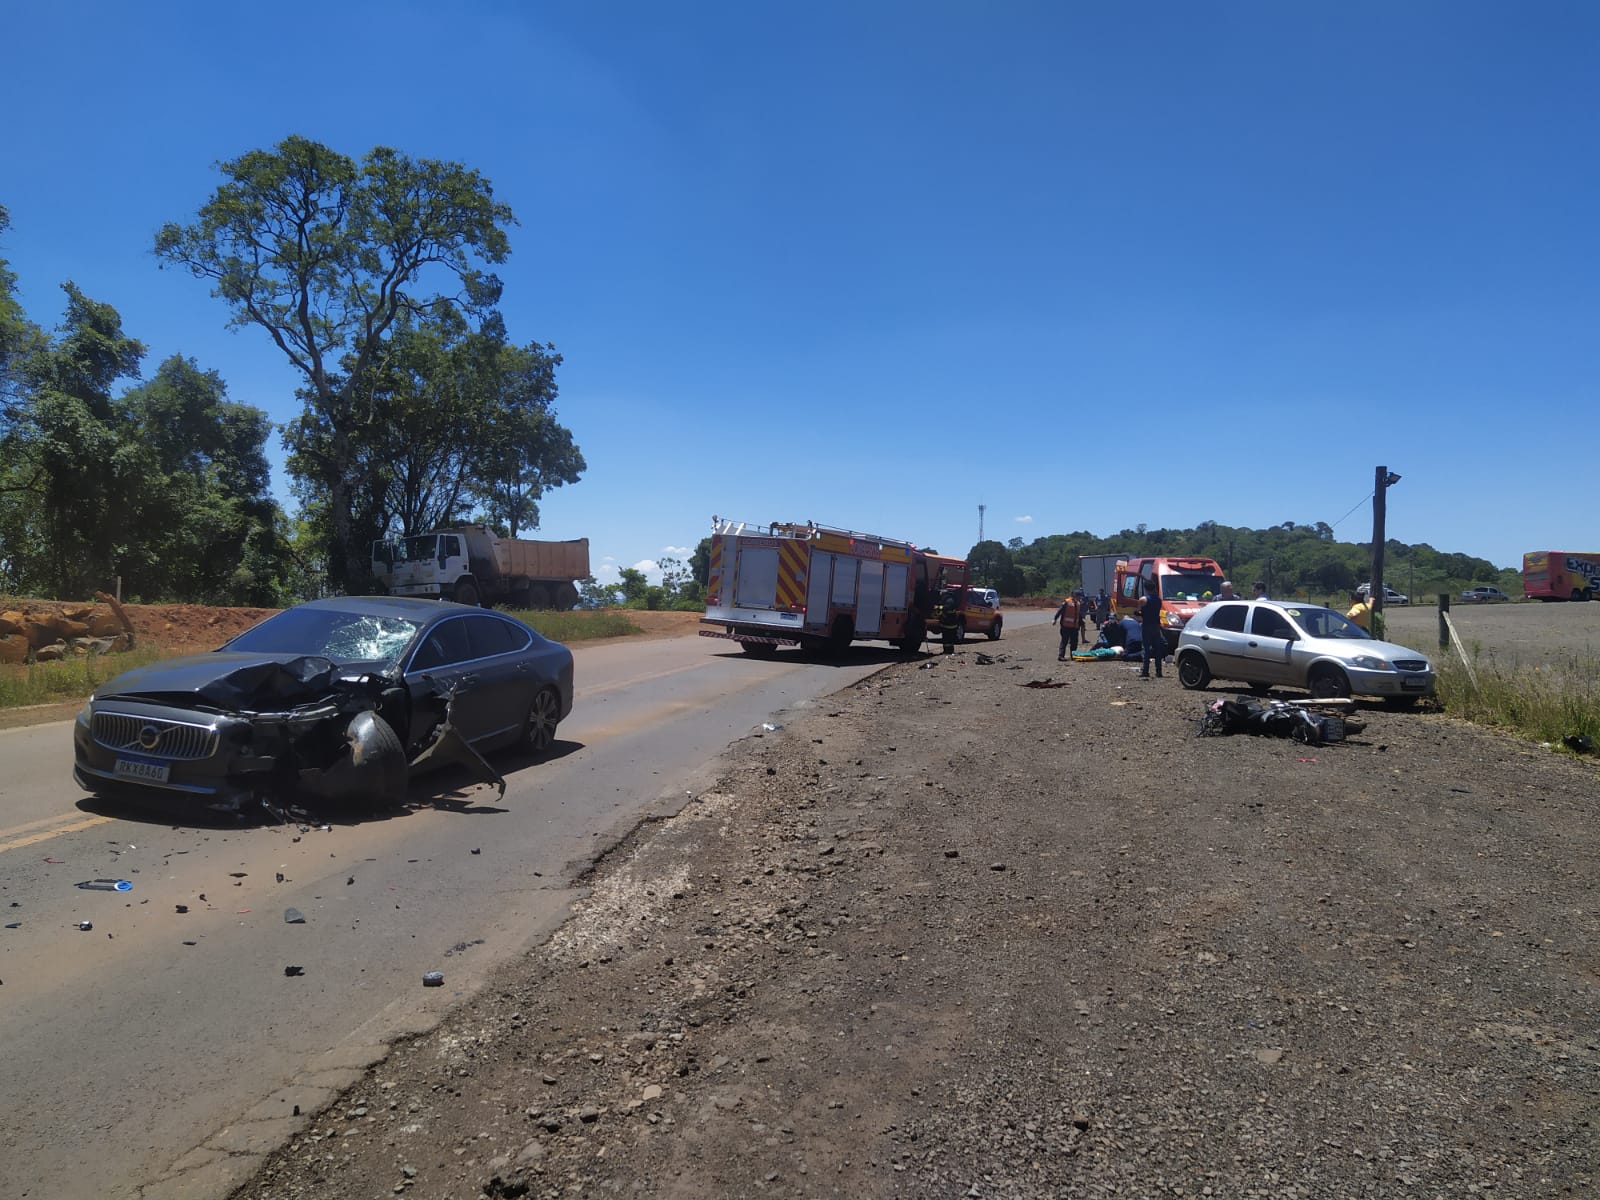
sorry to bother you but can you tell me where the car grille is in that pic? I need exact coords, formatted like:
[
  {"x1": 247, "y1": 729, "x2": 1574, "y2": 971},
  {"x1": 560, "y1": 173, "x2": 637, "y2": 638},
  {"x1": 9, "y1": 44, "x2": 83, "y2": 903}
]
[
  {"x1": 1393, "y1": 660, "x2": 1429, "y2": 672},
  {"x1": 93, "y1": 712, "x2": 219, "y2": 760}
]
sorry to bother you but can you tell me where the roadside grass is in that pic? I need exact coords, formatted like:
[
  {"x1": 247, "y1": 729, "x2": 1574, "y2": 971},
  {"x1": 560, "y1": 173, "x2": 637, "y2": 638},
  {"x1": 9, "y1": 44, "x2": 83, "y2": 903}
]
[
  {"x1": 0, "y1": 609, "x2": 650, "y2": 712},
  {"x1": 511, "y1": 609, "x2": 642, "y2": 641},
  {"x1": 1435, "y1": 651, "x2": 1600, "y2": 751},
  {"x1": 0, "y1": 646, "x2": 168, "y2": 710}
]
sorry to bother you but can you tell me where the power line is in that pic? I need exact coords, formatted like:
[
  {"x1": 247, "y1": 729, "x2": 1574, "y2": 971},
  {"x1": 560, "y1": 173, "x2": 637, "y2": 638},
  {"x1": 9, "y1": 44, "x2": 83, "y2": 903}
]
[{"x1": 1329, "y1": 491, "x2": 1375, "y2": 532}]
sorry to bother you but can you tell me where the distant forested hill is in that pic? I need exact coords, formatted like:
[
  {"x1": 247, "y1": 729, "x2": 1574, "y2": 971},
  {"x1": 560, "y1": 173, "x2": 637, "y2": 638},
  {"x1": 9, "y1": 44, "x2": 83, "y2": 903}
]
[{"x1": 963, "y1": 522, "x2": 1520, "y2": 603}]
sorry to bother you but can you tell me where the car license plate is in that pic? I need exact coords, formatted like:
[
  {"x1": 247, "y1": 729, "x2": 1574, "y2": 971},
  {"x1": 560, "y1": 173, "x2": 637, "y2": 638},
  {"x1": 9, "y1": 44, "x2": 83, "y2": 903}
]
[
  {"x1": 114, "y1": 756, "x2": 170, "y2": 784},
  {"x1": 1401, "y1": 679, "x2": 1428, "y2": 691}
]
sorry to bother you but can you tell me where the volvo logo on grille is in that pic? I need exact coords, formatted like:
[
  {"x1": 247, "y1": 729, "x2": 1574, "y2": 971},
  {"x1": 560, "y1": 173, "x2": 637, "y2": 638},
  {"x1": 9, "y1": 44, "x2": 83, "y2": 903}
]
[{"x1": 137, "y1": 724, "x2": 163, "y2": 751}]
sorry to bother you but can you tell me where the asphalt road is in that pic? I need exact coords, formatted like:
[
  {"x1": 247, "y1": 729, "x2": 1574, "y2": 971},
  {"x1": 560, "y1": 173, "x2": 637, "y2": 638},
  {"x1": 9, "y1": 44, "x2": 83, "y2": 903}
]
[{"x1": 0, "y1": 626, "x2": 1069, "y2": 1200}]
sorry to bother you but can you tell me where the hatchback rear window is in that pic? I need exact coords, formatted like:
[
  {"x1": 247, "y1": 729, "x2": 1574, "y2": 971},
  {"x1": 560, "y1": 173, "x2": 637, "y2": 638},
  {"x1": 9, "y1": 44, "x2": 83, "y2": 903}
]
[{"x1": 1206, "y1": 604, "x2": 1247, "y2": 633}]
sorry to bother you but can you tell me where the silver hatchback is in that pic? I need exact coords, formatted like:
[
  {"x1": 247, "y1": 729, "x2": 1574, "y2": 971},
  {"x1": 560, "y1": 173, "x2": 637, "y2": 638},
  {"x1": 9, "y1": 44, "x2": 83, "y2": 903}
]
[{"x1": 1175, "y1": 599, "x2": 1435, "y2": 705}]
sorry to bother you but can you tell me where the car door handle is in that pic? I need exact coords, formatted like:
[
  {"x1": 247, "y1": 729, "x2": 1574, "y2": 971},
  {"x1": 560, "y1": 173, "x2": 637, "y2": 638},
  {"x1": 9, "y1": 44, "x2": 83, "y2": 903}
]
[{"x1": 1247, "y1": 641, "x2": 1259, "y2": 647}]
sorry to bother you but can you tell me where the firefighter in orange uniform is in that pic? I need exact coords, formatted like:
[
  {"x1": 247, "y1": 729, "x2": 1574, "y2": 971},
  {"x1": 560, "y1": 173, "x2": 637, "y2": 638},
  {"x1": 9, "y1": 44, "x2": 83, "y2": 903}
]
[{"x1": 1051, "y1": 592, "x2": 1081, "y2": 661}]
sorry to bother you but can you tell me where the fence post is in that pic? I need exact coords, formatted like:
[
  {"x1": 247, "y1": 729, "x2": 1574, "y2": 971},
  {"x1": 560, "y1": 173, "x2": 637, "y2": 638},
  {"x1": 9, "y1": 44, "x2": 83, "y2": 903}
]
[{"x1": 1438, "y1": 593, "x2": 1450, "y2": 649}]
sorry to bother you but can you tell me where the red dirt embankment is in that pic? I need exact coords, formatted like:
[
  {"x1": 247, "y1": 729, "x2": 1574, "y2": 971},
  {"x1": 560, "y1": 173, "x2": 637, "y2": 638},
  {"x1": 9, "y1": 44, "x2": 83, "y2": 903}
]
[{"x1": 0, "y1": 596, "x2": 280, "y2": 659}]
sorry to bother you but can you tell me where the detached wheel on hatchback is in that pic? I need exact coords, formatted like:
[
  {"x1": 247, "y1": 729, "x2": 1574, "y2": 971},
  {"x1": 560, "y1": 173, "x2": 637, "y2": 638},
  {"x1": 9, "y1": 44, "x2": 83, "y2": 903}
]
[
  {"x1": 1177, "y1": 651, "x2": 1211, "y2": 690},
  {"x1": 1307, "y1": 666, "x2": 1351, "y2": 700}
]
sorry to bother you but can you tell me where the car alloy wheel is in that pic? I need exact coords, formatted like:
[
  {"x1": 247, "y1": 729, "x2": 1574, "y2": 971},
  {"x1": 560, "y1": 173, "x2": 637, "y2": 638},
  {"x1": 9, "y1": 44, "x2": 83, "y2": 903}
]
[{"x1": 525, "y1": 687, "x2": 562, "y2": 753}]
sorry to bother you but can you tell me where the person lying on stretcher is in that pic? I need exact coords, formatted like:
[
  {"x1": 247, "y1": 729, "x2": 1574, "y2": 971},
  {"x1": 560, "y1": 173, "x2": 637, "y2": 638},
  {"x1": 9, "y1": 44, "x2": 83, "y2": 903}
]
[{"x1": 1072, "y1": 614, "x2": 1153, "y2": 662}]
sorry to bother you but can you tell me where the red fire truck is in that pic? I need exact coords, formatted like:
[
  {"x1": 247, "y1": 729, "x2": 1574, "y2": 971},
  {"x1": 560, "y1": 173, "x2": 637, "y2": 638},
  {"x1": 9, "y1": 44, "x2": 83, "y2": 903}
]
[
  {"x1": 1523, "y1": 551, "x2": 1599, "y2": 601},
  {"x1": 699, "y1": 517, "x2": 966, "y2": 657}
]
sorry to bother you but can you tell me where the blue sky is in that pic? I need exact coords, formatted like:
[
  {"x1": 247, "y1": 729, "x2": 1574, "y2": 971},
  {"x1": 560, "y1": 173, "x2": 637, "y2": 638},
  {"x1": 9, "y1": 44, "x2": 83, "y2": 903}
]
[{"x1": 4, "y1": 1, "x2": 1595, "y2": 581}]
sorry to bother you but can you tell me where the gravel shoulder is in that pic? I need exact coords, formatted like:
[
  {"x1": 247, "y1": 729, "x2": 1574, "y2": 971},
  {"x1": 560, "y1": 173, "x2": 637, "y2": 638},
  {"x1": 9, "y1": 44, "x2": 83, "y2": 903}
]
[{"x1": 230, "y1": 617, "x2": 1597, "y2": 1200}]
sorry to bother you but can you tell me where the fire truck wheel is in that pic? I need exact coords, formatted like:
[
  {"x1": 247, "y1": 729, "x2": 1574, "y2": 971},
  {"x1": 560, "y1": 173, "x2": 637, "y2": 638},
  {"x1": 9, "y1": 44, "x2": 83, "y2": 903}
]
[
  {"x1": 824, "y1": 617, "x2": 853, "y2": 657},
  {"x1": 453, "y1": 580, "x2": 480, "y2": 607},
  {"x1": 799, "y1": 636, "x2": 831, "y2": 660},
  {"x1": 895, "y1": 618, "x2": 926, "y2": 654},
  {"x1": 740, "y1": 641, "x2": 778, "y2": 658},
  {"x1": 987, "y1": 617, "x2": 1002, "y2": 641},
  {"x1": 527, "y1": 583, "x2": 552, "y2": 609}
]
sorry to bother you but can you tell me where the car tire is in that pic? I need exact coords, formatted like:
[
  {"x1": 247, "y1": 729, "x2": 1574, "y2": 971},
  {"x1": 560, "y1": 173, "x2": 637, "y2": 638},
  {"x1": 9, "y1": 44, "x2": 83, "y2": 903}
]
[
  {"x1": 1308, "y1": 666, "x2": 1351, "y2": 700},
  {"x1": 523, "y1": 687, "x2": 562, "y2": 754},
  {"x1": 454, "y1": 580, "x2": 480, "y2": 607},
  {"x1": 740, "y1": 640, "x2": 778, "y2": 658},
  {"x1": 987, "y1": 617, "x2": 1002, "y2": 641},
  {"x1": 1177, "y1": 652, "x2": 1210, "y2": 690}
]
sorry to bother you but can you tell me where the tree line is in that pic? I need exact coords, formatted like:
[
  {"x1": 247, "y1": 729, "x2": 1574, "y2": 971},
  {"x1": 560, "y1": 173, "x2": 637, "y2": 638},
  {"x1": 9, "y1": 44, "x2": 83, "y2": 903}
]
[
  {"x1": 1, "y1": 137, "x2": 583, "y2": 604},
  {"x1": 963, "y1": 520, "x2": 1519, "y2": 603}
]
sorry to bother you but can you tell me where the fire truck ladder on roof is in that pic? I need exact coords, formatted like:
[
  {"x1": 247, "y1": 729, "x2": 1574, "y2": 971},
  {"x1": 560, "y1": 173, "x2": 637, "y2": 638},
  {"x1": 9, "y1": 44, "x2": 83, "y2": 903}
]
[{"x1": 711, "y1": 516, "x2": 918, "y2": 553}]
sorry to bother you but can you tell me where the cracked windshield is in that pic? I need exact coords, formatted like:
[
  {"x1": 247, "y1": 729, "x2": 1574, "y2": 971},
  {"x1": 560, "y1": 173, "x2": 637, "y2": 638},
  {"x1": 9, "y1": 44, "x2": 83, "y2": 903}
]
[{"x1": 226, "y1": 610, "x2": 422, "y2": 662}]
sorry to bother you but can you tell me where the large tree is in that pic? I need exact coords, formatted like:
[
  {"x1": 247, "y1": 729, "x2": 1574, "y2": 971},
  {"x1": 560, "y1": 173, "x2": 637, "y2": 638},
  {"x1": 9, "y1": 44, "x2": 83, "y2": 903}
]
[
  {"x1": 155, "y1": 136, "x2": 515, "y2": 590},
  {"x1": 0, "y1": 204, "x2": 48, "y2": 426},
  {"x1": 117, "y1": 356, "x2": 290, "y2": 604},
  {"x1": 0, "y1": 283, "x2": 145, "y2": 596},
  {"x1": 283, "y1": 314, "x2": 583, "y2": 549},
  {"x1": 466, "y1": 336, "x2": 583, "y2": 536}
]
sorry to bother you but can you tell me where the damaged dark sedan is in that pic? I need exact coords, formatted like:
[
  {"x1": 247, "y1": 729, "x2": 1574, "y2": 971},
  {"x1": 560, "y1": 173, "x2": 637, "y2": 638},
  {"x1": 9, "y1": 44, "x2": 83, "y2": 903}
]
[{"x1": 73, "y1": 597, "x2": 574, "y2": 814}]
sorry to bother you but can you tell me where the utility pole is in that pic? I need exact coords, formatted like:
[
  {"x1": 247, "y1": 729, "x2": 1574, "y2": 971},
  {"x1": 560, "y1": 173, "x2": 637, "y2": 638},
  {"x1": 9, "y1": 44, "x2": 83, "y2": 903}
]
[
  {"x1": 1371, "y1": 465, "x2": 1401, "y2": 620},
  {"x1": 978, "y1": 503, "x2": 985, "y2": 546}
]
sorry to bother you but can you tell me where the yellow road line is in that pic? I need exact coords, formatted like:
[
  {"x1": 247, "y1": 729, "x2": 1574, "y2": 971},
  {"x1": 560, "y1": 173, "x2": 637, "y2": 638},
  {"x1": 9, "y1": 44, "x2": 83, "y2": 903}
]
[
  {"x1": 0, "y1": 815, "x2": 115, "y2": 855},
  {"x1": 0, "y1": 809, "x2": 110, "y2": 839},
  {"x1": 582, "y1": 660, "x2": 719, "y2": 698}
]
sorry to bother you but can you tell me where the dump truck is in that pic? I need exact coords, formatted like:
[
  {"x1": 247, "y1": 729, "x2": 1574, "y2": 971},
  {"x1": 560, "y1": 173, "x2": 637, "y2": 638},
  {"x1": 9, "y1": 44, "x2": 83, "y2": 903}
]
[
  {"x1": 699, "y1": 517, "x2": 963, "y2": 656},
  {"x1": 371, "y1": 526, "x2": 589, "y2": 609}
]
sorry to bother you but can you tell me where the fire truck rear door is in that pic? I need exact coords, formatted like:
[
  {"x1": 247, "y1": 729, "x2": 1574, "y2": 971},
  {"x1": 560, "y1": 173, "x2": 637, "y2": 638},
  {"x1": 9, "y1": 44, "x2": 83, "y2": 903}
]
[
  {"x1": 856, "y1": 561, "x2": 884, "y2": 634},
  {"x1": 805, "y1": 553, "x2": 833, "y2": 629},
  {"x1": 735, "y1": 544, "x2": 780, "y2": 609}
]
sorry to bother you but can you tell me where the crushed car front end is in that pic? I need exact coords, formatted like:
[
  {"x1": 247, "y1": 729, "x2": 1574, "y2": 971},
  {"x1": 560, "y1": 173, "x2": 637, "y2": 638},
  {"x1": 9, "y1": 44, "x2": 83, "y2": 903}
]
[{"x1": 72, "y1": 652, "x2": 410, "y2": 814}]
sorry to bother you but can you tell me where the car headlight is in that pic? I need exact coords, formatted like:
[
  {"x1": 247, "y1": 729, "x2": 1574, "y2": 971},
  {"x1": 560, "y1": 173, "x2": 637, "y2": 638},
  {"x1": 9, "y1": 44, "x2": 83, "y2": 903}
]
[
  {"x1": 1351, "y1": 655, "x2": 1390, "y2": 670},
  {"x1": 1165, "y1": 612, "x2": 1184, "y2": 626}
]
